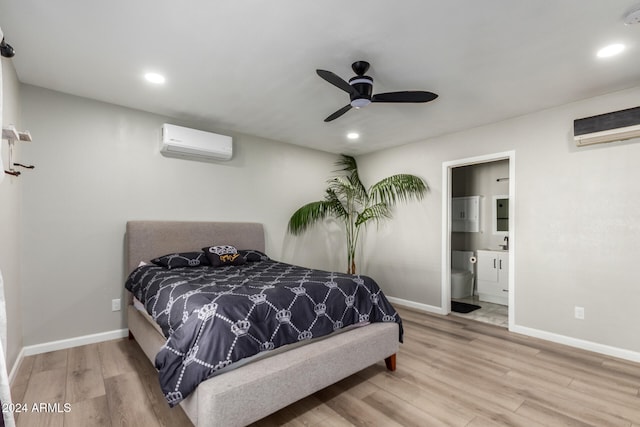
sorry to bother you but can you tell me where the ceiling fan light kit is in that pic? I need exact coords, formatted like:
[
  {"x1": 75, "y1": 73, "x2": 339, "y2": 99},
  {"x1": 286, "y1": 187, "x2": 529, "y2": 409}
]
[{"x1": 317, "y1": 60, "x2": 438, "y2": 122}]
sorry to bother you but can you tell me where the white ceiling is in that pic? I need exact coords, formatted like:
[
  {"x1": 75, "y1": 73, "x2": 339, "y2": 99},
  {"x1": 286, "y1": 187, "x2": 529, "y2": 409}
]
[{"x1": 1, "y1": 1, "x2": 640, "y2": 154}]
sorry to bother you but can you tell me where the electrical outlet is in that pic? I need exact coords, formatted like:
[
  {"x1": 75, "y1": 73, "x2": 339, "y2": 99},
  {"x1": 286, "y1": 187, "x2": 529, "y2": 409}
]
[
  {"x1": 112, "y1": 299, "x2": 121, "y2": 312},
  {"x1": 574, "y1": 306, "x2": 584, "y2": 320}
]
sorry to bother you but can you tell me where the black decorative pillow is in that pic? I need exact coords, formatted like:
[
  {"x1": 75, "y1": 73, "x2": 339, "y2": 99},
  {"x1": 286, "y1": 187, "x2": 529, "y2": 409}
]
[
  {"x1": 151, "y1": 252, "x2": 210, "y2": 269},
  {"x1": 238, "y1": 249, "x2": 270, "y2": 262},
  {"x1": 202, "y1": 245, "x2": 247, "y2": 267}
]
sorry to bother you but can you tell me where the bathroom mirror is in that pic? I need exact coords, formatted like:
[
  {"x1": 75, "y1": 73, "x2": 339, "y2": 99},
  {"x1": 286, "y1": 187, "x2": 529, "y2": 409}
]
[{"x1": 492, "y1": 195, "x2": 509, "y2": 235}]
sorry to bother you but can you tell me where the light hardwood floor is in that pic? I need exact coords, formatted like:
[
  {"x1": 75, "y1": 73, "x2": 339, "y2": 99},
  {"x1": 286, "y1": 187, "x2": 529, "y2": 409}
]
[{"x1": 10, "y1": 307, "x2": 640, "y2": 426}]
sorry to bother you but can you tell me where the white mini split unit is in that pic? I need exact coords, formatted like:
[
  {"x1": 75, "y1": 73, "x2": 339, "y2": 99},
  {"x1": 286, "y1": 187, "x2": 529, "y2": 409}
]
[
  {"x1": 574, "y1": 106, "x2": 640, "y2": 146},
  {"x1": 160, "y1": 124, "x2": 233, "y2": 161}
]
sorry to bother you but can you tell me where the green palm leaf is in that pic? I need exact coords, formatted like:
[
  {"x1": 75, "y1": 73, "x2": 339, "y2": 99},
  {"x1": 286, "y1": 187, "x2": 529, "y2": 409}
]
[
  {"x1": 334, "y1": 155, "x2": 368, "y2": 203},
  {"x1": 328, "y1": 176, "x2": 364, "y2": 212},
  {"x1": 356, "y1": 202, "x2": 392, "y2": 227},
  {"x1": 324, "y1": 188, "x2": 349, "y2": 219},
  {"x1": 288, "y1": 200, "x2": 337, "y2": 235},
  {"x1": 369, "y1": 174, "x2": 427, "y2": 205}
]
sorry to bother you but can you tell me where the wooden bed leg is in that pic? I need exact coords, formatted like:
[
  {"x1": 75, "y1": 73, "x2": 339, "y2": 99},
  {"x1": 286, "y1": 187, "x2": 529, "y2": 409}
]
[
  {"x1": 384, "y1": 354, "x2": 396, "y2": 371},
  {"x1": 128, "y1": 330, "x2": 134, "y2": 340}
]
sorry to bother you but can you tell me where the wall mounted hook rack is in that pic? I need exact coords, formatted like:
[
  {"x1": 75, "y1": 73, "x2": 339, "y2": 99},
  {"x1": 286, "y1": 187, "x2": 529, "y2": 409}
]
[
  {"x1": 13, "y1": 163, "x2": 34, "y2": 169},
  {"x1": 2, "y1": 125, "x2": 34, "y2": 177}
]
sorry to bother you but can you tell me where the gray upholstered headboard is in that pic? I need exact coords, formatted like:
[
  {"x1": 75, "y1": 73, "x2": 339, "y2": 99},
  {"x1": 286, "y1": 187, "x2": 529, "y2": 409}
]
[{"x1": 126, "y1": 221, "x2": 265, "y2": 274}]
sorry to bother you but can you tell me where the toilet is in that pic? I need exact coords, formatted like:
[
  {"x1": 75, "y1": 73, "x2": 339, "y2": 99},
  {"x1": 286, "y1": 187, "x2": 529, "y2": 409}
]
[{"x1": 451, "y1": 250, "x2": 474, "y2": 299}]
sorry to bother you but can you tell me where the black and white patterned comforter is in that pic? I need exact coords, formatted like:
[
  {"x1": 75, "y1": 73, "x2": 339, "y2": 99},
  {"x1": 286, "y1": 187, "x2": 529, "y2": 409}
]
[{"x1": 125, "y1": 258, "x2": 403, "y2": 407}]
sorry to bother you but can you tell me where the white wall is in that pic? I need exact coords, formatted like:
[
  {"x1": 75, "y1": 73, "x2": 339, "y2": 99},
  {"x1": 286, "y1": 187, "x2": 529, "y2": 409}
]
[
  {"x1": 19, "y1": 85, "x2": 340, "y2": 346},
  {"x1": 0, "y1": 57, "x2": 23, "y2": 370},
  {"x1": 357, "y1": 84, "x2": 640, "y2": 355}
]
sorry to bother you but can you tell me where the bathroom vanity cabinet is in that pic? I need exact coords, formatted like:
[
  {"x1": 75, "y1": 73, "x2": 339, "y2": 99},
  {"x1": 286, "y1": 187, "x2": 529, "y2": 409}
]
[{"x1": 476, "y1": 250, "x2": 508, "y2": 305}]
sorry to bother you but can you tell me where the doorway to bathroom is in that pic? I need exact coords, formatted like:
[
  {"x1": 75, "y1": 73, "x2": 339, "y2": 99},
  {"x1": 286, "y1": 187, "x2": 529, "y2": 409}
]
[{"x1": 441, "y1": 151, "x2": 515, "y2": 329}]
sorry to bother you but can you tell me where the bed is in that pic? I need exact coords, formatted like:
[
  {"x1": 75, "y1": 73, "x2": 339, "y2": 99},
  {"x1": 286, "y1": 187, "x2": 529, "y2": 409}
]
[{"x1": 124, "y1": 220, "x2": 400, "y2": 427}]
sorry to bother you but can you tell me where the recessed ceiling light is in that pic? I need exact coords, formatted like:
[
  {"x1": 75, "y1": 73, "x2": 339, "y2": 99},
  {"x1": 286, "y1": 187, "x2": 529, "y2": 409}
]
[
  {"x1": 347, "y1": 132, "x2": 360, "y2": 140},
  {"x1": 596, "y1": 43, "x2": 625, "y2": 58},
  {"x1": 144, "y1": 72, "x2": 166, "y2": 84}
]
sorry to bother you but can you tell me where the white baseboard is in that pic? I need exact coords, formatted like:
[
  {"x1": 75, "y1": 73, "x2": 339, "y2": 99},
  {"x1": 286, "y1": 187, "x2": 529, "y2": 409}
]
[
  {"x1": 8, "y1": 347, "x2": 25, "y2": 385},
  {"x1": 511, "y1": 324, "x2": 640, "y2": 363},
  {"x1": 9, "y1": 328, "x2": 129, "y2": 386},
  {"x1": 23, "y1": 329, "x2": 129, "y2": 357},
  {"x1": 387, "y1": 296, "x2": 446, "y2": 315},
  {"x1": 390, "y1": 296, "x2": 640, "y2": 364}
]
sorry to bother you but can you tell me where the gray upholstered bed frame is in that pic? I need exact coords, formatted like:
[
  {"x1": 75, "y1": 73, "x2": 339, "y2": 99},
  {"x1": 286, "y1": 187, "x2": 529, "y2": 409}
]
[{"x1": 125, "y1": 220, "x2": 399, "y2": 427}]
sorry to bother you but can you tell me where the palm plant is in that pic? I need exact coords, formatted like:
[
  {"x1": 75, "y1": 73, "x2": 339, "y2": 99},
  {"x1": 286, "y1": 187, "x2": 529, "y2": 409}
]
[{"x1": 288, "y1": 154, "x2": 427, "y2": 274}]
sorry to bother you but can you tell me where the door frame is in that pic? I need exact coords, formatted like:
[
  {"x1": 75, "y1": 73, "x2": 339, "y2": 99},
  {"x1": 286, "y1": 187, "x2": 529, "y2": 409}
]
[{"x1": 441, "y1": 151, "x2": 515, "y2": 329}]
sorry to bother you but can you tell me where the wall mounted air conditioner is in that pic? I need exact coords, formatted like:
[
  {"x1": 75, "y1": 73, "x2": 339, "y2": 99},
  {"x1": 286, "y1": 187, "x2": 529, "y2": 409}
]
[
  {"x1": 574, "y1": 106, "x2": 640, "y2": 146},
  {"x1": 160, "y1": 124, "x2": 232, "y2": 161}
]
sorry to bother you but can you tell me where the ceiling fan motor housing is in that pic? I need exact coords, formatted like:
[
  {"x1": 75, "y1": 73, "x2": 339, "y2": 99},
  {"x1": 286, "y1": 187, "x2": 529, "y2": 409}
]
[
  {"x1": 316, "y1": 60, "x2": 437, "y2": 121},
  {"x1": 349, "y1": 75, "x2": 373, "y2": 107}
]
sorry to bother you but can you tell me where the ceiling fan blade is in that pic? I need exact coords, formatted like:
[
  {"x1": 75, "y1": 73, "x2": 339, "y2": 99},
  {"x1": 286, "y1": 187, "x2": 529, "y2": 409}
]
[
  {"x1": 324, "y1": 104, "x2": 353, "y2": 122},
  {"x1": 372, "y1": 91, "x2": 438, "y2": 103},
  {"x1": 317, "y1": 70, "x2": 358, "y2": 96}
]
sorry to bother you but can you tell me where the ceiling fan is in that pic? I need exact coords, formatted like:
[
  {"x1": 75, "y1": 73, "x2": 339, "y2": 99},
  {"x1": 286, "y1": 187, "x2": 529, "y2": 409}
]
[{"x1": 316, "y1": 60, "x2": 438, "y2": 122}]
